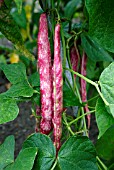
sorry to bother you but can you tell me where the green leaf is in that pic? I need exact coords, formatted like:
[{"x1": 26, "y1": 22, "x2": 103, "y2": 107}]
[
  {"x1": 107, "y1": 104, "x2": 114, "y2": 118},
  {"x1": 99, "y1": 62, "x2": 114, "y2": 104},
  {"x1": 28, "y1": 72, "x2": 40, "y2": 87},
  {"x1": 81, "y1": 34, "x2": 113, "y2": 61},
  {"x1": 22, "y1": 133, "x2": 56, "y2": 170},
  {"x1": 0, "y1": 136, "x2": 15, "y2": 169},
  {"x1": 5, "y1": 80, "x2": 34, "y2": 98},
  {"x1": 11, "y1": 8, "x2": 27, "y2": 29},
  {"x1": 58, "y1": 136, "x2": 97, "y2": 170},
  {"x1": 13, "y1": 0, "x2": 22, "y2": 13},
  {"x1": 0, "y1": 5, "x2": 34, "y2": 61},
  {"x1": 0, "y1": 94, "x2": 19, "y2": 124},
  {"x1": 64, "y1": 0, "x2": 82, "y2": 19},
  {"x1": 5, "y1": 148, "x2": 37, "y2": 170},
  {"x1": 86, "y1": 57, "x2": 96, "y2": 79},
  {"x1": 86, "y1": 0, "x2": 114, "y2": 53},
  {"x1": 0, "y1": 5, "x2": 23, "y2": 46},
  {"x1": 96, "y1": 125, "x2": 114, "y2": 161},
  {"x1": 0, "y1": 63, "x2": 27, "y2": 84},
  {"x1": 63, "y1": 83, "x2": 81, "y2": 107},
  {"x1": 95, "y1": 98, "x2": 114, "y2": 138}
]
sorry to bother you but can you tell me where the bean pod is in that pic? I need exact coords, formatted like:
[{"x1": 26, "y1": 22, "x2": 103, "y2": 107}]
[
  {"x1": 37, "y1": 13, "x2": 53, "y2": 134},
  {"x1": 70, "y1": 44, "x2": 79, "y2": 79},
  {"x1": 80, "y1": 52, "x2": 91, "y2": 128},
  {"x1": 52, "y1": 24, "x2": 63, "y2": 152}
]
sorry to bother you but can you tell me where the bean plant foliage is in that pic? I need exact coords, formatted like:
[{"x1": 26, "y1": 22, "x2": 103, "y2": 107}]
[{"x1": 0, "y1": 0, "x2": 114, "y2": 169}]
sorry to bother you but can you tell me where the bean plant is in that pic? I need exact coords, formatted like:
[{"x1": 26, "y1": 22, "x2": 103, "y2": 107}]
[{"x1": 0, "y1": 0, "x2": 114, "y2": 170}]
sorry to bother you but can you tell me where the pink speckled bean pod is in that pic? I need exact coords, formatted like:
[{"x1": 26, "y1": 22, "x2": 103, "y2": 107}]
[
  {"x1": 37, "y1": 13, "x2": 53, "y2": 135},
  {"x1": 70, "y1": 44, "x2": 79, "y2": 79},
  {"x1": 52, "y1": 24, "x2": 63, "y2": 152},
  {"x1": 80, "y1": 52, "x2": 91, "y2": 129}
]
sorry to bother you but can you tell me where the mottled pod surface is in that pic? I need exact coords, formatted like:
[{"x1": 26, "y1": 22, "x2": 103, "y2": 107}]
[
  {"x1": 37, "y1": 13, "x2": 53, "y2": 134},
  {"x1": 52, "y1": 24, "x2": 63, "y2": 152}
]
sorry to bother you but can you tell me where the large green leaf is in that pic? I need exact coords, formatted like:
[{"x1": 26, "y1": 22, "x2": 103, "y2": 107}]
[
  {"x1": 63, "y1": 83, "x2": 81, "y2": 107},
  {"x1": 5, "y1": 80, "x2": 34, "y2": 98},
  {"x1": 5, "y1": 148, "x2": 37, "y2": 170},
  {"x1": 0, "y1": 136, "x2": 15, "y2": 169},
  {"x1": 86, "y1": 57, "x2": 96, "y2": 79},
  {"x1": 86, "y1": 0, "x2": 114, "y2": 53},
  {"x1": 99, "y1": 62, "x2": 114, "y2": 117},
  {"x1": 0, "y1": 5, "x2": 34, "y2": 60},
  {"x1": 99, "y1": 62, "x2": 114, "y2": 104},
  {"x1": 28, "y1": 72, "x2": 40, "y2": 87},
  {"x1": 0, "y1": 63, "x2": 27, "y2": 84},
  {"x1": 58, "y1": 136, "x2": 97, "y2": 170},
  {"x1": 64, "y1": 0, "x2": 82, "y2": 19},
  {"x1": 0, "y1": 94, "x2": 19, "y2": 124},
  {"x1": 81, "y1": 34, "x2": 113, "y2": 61},
  {"x1": 95, "y1": 98, "x2": 114, "y2": 138},
  {"x1": 22, "y1": 133, "x2": 56, "y2": 170},
  {"x1": 96, "y1": 125, "x2": 114, "y2": 161}
]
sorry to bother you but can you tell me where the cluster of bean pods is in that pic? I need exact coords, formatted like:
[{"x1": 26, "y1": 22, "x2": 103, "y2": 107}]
[{"x1": 37, "y1": 13, "x2": 63, "y2": 151}]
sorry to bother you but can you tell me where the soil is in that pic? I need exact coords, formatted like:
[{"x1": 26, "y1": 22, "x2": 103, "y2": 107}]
[{"x1": 0, "y1": 74, "x2": 98, "y2": 157}]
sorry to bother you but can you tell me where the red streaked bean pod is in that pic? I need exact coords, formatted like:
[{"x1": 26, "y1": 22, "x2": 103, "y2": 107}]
[
  {"x1": 80, "y1": 52, "x2": 91, "y2": 129},
  {"x1": 52, "y1": 24, "x2": 63, "y2": 152},
  {"x1": 70, "y1": 44, "x2": 79, "y2": 79},
  {"x1": 37, "y1": 13, "x2": 53, "y2": 135}
]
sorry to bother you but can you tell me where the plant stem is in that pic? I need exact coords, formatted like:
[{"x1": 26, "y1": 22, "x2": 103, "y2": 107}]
[
  {"x1": 69, "y1": 110, "x2": 95, "y2": 126},
  {"x1": 97, "y1": 163, "x2": 102, "y2": 170},
  {"x1": 51, "y1": 159, "x2": 58, "y2": 170},
  {"x1": 87, "y1": 94, "x2": 99, "y2": 102},
  {"x1": 63, "y1": 112, "x2": 74, "y2": 135},
  {"x1": 95, "y1": 84, "x2": 109, "y2": 105},
  {"x1": 76, "y1": 88, "x2": 88, "y2": 136},
  {"x1": 64, "y1": 68, "x2": 109, "y2": 106},
  {"x1": 97, "y1": 157, "x2": 108, "y2": 170}
]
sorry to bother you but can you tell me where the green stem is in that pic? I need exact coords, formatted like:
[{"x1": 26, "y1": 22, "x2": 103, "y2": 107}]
[
  {"x1": 64, "y1": 68, "x2": 109, "y2": 106},
  {"x1": 97, "y1": 163, "x2": 102, "y2": 170},
  {"x1": 97, "y1": 157, "x2": 108, "y2": 170},
  {"x1": 87, "y1": 94, "x2": 99, "y2": 102},
  {"x1": 69, "y1": 110, "x2": 95, "y2": 126},
  {"x1": 95, "y1": 84, "x2": 109, "y2": 105},
  {"x1": 63, "y1": 112, "x2": 74, "y2": 135},
  {"x1": 51, "y1": 159, "x2": 58, "y2": 170},
  {"x1": 55, "y1": 8, "x2": 60, "y2": 21},
  {"x1": 73, "y1": 79, "x2": 88, "y2": 136}
]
